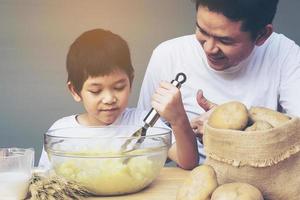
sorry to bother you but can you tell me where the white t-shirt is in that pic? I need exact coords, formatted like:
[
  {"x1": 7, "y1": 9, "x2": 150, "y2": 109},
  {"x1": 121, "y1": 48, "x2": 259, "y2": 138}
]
[
  {"x1": 137, "y1": 33, "x2": 300, "y2": 163},
  {"x1": 38, "y1": 108, "x2": 169, "y2": 169}
]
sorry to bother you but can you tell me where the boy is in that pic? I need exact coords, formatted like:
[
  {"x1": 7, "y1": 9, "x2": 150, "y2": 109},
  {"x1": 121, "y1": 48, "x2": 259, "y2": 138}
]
[{"x1": 39, "y1": 29, "x2": 198, "y2": 169}]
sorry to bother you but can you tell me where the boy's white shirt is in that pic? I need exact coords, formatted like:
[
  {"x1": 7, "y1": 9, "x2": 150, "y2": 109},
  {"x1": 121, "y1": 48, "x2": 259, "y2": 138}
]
[{"x1": 38, "y1": 108, "x2": 170, "y2": 170}]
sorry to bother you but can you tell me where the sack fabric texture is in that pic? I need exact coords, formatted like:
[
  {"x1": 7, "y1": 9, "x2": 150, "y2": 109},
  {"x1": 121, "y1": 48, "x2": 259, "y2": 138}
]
[{"x1": 204, "y1": 117, "x2": 300, "y2": 200}]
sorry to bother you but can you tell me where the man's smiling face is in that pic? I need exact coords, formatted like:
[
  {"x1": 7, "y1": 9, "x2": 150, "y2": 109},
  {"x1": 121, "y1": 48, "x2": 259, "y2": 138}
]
[{"x1": 195, "y1": 6, "x2": 256, "y2": 71}]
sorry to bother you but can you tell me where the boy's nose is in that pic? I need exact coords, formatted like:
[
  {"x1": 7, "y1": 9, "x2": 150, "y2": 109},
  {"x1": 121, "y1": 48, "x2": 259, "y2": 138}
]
[{"x1": 101, "y1": 93, "x2": 117, "y2": 104}]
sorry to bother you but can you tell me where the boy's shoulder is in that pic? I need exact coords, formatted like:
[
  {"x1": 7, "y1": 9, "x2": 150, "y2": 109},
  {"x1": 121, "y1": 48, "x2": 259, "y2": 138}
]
[
  {"x1": 118, "y1": 108, "x2": 170, "y2": 129},
  {"x1": 49, "y1": 115, "x2": 80, "y2": 130},
  {"x1": 117, "y1": 108, "x2": 147, "y2": 126}
]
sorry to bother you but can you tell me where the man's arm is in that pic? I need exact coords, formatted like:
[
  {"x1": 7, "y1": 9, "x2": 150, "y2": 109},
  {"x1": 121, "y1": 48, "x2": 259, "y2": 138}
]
[
  {"x1": 279, "y1": 57, "x2": 300, "y2": 116},
  {"x1": 137, "y1": 47, "x2": 170, "y2": 110},
  {"x1": 278, "y1": 44, "x2": 300, "y2": 117}
]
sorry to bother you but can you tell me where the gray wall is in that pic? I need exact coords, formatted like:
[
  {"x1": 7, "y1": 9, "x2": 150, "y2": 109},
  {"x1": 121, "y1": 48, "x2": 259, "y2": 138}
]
[
  {"x1": 0, "y1": 0, "x2": 299, "y2": 165},
  {"x1": 274, "y1": 0, "x2": 300, "y2": 43}
]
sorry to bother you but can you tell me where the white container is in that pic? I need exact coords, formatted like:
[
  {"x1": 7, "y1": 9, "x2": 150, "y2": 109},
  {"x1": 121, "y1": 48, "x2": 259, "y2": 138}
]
[{"x1": 0, "y1": 148, "x2": 34, "y2": 200}]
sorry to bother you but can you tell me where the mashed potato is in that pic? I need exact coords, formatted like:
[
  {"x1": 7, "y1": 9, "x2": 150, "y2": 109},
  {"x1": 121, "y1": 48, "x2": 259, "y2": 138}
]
[{"x1": 53, "y1": 150, "x2": 166, "y2": 195}]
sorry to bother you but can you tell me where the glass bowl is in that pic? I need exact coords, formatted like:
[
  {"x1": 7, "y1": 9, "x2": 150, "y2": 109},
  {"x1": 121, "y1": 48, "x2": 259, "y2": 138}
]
[{"x1": 44, "y1": 125, "x2": 171, "y2": 196}]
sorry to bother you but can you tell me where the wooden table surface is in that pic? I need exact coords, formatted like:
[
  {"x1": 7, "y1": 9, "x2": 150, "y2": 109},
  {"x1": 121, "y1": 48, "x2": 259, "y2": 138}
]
[{"x1": 87, "y1": 167, "x2": 189, "y2": 200}]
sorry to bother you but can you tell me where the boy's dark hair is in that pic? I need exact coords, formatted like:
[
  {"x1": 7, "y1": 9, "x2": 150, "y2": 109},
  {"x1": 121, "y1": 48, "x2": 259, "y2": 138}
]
[
  {"x1": 66, "y1": 29, "x2": 134, "y2": 93},
  {"x1": 195, "y1": 0, "x2": 279, "y2": 39}
]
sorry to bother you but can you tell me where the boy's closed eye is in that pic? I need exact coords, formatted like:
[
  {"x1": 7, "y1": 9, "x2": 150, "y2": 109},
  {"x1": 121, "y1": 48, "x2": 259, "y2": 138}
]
[
  {"x1": 86, "y1": 83, "x2": 103, "y2": 94},
  {"x1": 88, "y1": 89, "x2": 102, "y2": 94},
  {"x1": 87, "y1": 83, "x2": 127, "y2": 94},
  {"x1": 114, "y1": 83, "x2": 127, "y2": 91}
]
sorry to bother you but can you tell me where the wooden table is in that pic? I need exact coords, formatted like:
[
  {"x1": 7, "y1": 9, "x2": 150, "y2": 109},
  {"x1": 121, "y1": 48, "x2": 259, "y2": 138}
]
[{"x1": 87, "y1": 167, "x2": 189, "y2": 200}]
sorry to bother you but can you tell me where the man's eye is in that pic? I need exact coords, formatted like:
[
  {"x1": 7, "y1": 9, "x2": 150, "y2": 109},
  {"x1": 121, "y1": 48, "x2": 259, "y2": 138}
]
[
  {"x1": 219, "y1": 39, "x2": 234, "y2": 45},
  {"x1": 197, "y1": 27, "x2": 208, "y2": 36}
]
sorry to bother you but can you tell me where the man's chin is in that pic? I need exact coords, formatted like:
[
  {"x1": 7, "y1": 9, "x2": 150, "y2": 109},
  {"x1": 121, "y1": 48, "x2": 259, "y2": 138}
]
[
  {"x1": 208, "y1": 63, "x2": 228, "y2": 71},
  {"x1": 207, "y1": 58, "x2": 227, "y2": 71}
]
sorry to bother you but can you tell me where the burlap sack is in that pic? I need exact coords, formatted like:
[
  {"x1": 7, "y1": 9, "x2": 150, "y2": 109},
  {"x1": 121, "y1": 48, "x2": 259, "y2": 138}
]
[{"x1": 203, "y1": 117, "x2": 300, "y2": 200}]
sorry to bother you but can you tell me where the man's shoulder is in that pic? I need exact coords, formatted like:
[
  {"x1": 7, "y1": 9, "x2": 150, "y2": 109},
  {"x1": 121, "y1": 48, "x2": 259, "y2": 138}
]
[
  {"x1": 162, "y1": 34, "x2": 196, "y2": 44},
  {"x1": 267, "y1": 32, "x2": 298, "y2": 48},
  {"x1": 271, "y1": 32, "x2": 292, "y2": 41},
  {"x1": 154, "y1": 34, "x2": 197, "y2": 51},
  {"x1": 260, "y1": 32, "x2": 300, "y2": 62}
]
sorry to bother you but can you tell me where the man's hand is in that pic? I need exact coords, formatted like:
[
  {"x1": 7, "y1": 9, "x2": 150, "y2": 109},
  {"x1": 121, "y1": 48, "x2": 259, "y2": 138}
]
[{"x1": 190, "y1": 90, "x2": 217, "y2": 140}]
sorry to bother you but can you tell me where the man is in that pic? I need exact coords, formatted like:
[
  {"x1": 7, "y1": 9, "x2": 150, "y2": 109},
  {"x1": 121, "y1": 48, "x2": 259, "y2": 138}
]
[{"x1": 138, "y1": 0, "x2": 300, "y2": 163}]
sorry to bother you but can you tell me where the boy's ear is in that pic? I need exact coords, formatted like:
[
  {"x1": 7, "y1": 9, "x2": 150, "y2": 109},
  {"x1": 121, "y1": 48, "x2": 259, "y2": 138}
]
[
  {"x1": 255, "y1": 24, "x2": 273, "y2": 46},
  {"x1": 129, "y1": 74, "x2": 134, "y2": 92},
  {"x1": 67, "y1": 82, "x2": 82, "y2": 102}
]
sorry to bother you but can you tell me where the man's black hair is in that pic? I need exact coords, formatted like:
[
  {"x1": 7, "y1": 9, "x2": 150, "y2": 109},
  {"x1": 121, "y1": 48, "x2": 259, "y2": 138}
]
[{"x1": 195, "y1": 0, "x2": 279, "y2": 38}]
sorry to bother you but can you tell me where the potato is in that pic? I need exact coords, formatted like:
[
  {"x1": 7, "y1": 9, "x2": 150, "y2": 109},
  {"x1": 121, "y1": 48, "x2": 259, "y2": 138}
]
[
  {"x1": 244, "y1": 120, "x2": 273, "y2": 131},
  {"x1": 177, "y1": 165, "x2": 218, "y2": 200},
  {"x1": 211, "y1": 182, "x2": 263, "y2": 200},
  {"x1": 208, "y1": 101, "x2": 249, "y2": 130},
  {"x1": 249, "y1": 107, "x2": 290, "y2": 127}
]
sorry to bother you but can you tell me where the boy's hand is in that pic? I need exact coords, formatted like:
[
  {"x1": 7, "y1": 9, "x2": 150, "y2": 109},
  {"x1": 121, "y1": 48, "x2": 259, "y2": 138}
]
[
  {"x1": 190, "y1": 90, "x2": 217, "y2": 140},
  {"x1": 151, "y1": 81, "x2": 186, "y2": 126}
]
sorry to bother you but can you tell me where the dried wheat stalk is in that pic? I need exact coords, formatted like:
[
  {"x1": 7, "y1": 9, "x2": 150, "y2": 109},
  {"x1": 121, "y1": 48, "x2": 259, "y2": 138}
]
[{"x1": 26, "y1": 173, "x2": 95, "y2": 200}]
